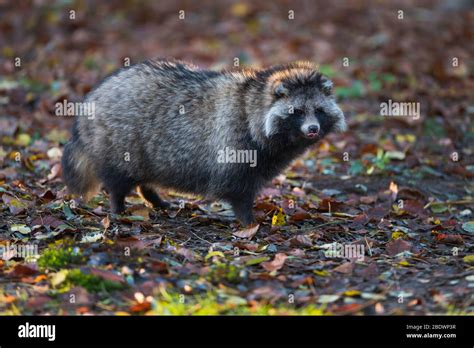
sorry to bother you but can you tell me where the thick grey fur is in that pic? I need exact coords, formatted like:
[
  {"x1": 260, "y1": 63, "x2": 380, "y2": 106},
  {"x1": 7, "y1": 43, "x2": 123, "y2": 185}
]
[{"x1": 62, "y1": 59, "x2": 346, "y2": 225}]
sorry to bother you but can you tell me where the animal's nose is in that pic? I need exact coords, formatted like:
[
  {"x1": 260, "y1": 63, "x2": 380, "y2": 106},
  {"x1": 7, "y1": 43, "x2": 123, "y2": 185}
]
[{"x1": 308, "y1": 125, "x2": 320, "y2": 134}]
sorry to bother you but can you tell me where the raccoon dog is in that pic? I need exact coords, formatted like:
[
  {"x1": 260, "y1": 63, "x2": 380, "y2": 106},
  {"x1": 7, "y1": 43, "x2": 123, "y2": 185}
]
[{"x1": 62, "y1": 59, "x2": 346, "y2": 225}]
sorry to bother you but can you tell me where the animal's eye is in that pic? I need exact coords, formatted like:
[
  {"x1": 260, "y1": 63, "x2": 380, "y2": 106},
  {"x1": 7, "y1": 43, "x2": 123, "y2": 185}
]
[
  {"x1": 292, "y1": 108, "x2": 304, "y2": 116},
  {"x1": 315, "y1": 107, "x2": 325, "y2": 116}
]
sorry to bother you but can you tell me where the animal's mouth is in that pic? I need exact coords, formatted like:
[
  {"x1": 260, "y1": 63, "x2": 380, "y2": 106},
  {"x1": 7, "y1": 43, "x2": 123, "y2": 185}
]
[{"x1": 305, "y1": 132, "x2": 318, "y2": 139}]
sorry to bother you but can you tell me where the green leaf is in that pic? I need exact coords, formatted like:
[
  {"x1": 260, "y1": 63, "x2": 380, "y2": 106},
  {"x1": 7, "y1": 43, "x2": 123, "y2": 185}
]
[
  {"x1": 10, "y1": 224, "x2": 31, "y2": 234},
  {"x1": 245, "y1": 256, "x2": 270, "y2": 266},
  {"x1": 205, "y1": 251, "x2": 225, "y2": 261},
  {"x1": 348, "y1": 160, "x2": 364, "y2": 176},
  {"x1": 461, "y1": 221, "x2": 474, "y2": 234}
]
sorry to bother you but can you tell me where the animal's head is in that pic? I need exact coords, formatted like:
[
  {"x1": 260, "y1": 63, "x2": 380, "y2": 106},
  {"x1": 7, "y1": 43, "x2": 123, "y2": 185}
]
[{"x1": 262, "y1": 62, "x2": 346, "y2": 143}]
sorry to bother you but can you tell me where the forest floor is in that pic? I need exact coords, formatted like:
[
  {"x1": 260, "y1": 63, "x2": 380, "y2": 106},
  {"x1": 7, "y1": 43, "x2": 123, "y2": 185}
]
[{"x1": 0, "y1": 1, "x2": 473, "y2": 315}]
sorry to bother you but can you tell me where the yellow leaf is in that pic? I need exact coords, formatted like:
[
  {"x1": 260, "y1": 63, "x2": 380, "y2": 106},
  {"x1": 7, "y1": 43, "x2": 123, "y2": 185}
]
[
  {"x1": 398, "y1": 260, "x2": 411, "y2": 267},
  {"x1": 15, "y1": 134, "x2": 31, "y2": 147},
  {"x1": 51, "y1": 269, "x2": 69, "y2": 287},
  {"x1": 205, "y1": 251, "x2": 225, "y2": 261},
  {"x1": 343, "y1": 290, "x2": 361, "y2": 297},
  {"x1": 231, "y1": 2, "x2": 249, "y2": 17},
  {"x1": 463, "y1": 255, "x2": 474, "y2": 264},
  {"x1": 391, "y1": 231, "x2": 405, "y2": 240},
  {"x1": 395, "y1": 134, "x2": 416, "y2": 144},
  {"x1": 271, "y1": 208, "x2": 286, "y2": 226},
  {"x1": 313, "y1": 270, "x2": 329, "y2": 277}
]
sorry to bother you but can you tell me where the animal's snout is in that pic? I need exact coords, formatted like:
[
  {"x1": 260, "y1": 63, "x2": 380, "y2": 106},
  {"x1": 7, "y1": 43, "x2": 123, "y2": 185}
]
[
  {"x1": 304, "y1": 124, "x2": 320, "y2": 138},
  {"x1": 307, "y1": 125, "x2": 320, "y2": 135}
]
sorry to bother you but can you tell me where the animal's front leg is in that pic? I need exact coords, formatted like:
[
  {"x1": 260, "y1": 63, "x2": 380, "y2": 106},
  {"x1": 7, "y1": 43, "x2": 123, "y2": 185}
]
[{"x1": 229, "y1": 193, "x2": 256, "y2": 226}]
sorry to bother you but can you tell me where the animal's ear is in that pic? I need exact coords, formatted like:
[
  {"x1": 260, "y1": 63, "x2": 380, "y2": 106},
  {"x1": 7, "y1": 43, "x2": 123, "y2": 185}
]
[
  {"x1": 320, "y1": 76, "x2": 333, "y2": 96},
  {"x1": 273, "y1": 82, "x2": 289, "y2": 98}
]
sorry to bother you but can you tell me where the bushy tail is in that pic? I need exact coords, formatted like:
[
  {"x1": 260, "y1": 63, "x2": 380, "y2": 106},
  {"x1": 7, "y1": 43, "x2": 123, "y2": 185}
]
[{"x1": 61, "y1": 137, "x2": 99, "y2": 201}]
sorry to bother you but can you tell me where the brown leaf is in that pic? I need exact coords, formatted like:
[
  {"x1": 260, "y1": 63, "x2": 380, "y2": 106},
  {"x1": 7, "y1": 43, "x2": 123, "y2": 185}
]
[
  {"x1": 8, "y1": 264, "x2": 38, "y2": 277},
  {"x1": 261, "y1": 253, "x2": 288, "y2": 272},
  {"x1": 26, "y1": 295, "x2": 50, "y2": 309},
  {"x1": 30, "y1": 215, "x2": 63, "y2": 228},
  {"x1": 360, "y1": 263, "x2": 379, "y2": 279},
  {"x1": 403, "y1": 199, "x2": 426, "y2": 217},
  {"x1": 367, "y1": 206, "x2": 389, "y2": 221},
  {"x1": 318, "y1": 198, "x2": 343, "y2": 212},
  {"x1": 101, "y1": 215, "x2": 110, "y2": 230},
  {"x1": 289, "y1": 211, "x2": 312, "y2": 222},
  {"x1": 332, "y1": 303, "x2": 363, "y2": 314},
  {"x1": 234, "y1": 241, "x2": 259, "y2": 252},
  {"x1": 2, "y1": 194, "x2": 27, "y2": 215},
  {"x1": 334, "y1": 262, "x2": 355, "y2": 274},
  {"x1": 174, "y1": 246, "x2": 201, "y2": 262},
  {"x1": 90, "y1": 268, "x2": 125, "y2": 283},
  {"x1": 233, "y1": 224, "x2": 259, "y2": 239},
  {"x1": 386, "y1": 239, "x2": 411, "y2": 256},
  {"x1": 254, "y1": 202, "x2": 278, "y2": 213},
  {"x1": 397, "y1": 187, "x2": 426, "y2": 201},
  {"x1": 47, "y1": 163, "x2": 61, "y2": 181},
  {"x1": 150, "y1": 261, "x2": 169, "y2": 274},
  {"x1": 351, "y1": 213, "x2": 369, "y2": 227},
  {"x1": 130, "y1": 301, "x2": 151, "y2": 313},
  {"x1": 290, "y1": 234, "x2": 313, "y2": 247},
  {"x1": 360, "y1": 195, "x2": 377, "y2": 204},
  {"x1": 435, "y1": 233, "x2": 463, "y2": 245},
  {"x1": 288, "y1": 248, "x2": 306, "y2": 257}
]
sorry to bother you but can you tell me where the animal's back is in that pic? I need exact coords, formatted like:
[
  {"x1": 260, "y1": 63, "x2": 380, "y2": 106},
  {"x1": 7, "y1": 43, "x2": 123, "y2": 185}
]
[{"x1": 75, "y1": 60, "x2": 251, "y2": 196}]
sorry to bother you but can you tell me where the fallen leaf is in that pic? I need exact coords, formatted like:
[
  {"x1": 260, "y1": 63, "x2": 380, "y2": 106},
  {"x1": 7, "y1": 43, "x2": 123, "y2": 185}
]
[
  {"x1": 233, "y1": 224, "x2": 259, "y2": 239},
  {"x1": 289, "y1": 211, "x2": 311, "y2": 222},
  {"x1": 30, "y1": 215, "x2": 63, "y2": 229},
  {"x1": 360, "y1": 263, "x2": 379, "y2": 279},
  {"x1": 463, "y1": 255, "x2": 474, "y2": 264},
  {"x1": 90, "y1": 268, "x2": 125, "y2": 283},
  {"x1": 461, "y1": 221, "x2": 474, "y2": 234},
  {"x1": 271, "y1": 208, "x2": 286, "y2": 226},
  {"x1": 244, "y1": 256, "x2": 270, "y2": 266},
  {"x1": 435, "y1": 233, "x2": 463, "y2": 244},
  {"x1": 51, "y1": 269, "x2": 69, "y2": 287},
  {"x1": 2, "y1": 194, "x2": 27, "y2": 215},
  {"x1": 317, "y1": 294, "x2": 340, "y2": 303},
  {"x1": 10, "y1": 224, "x2": 31, "y2": 234},
  {"x1": 130, "y1": 301, "x2": 151, "y2": 313},
  {"x1": 8, "y1": 264, "x2": 38, "y2": 277},
  {"x1": 334, "y1": 262, "x2": 355, "y2": 274},
  {"x1": 290, "y1": 234, "x2": 313, "y2": 247},
  {"x1": 47, "y1": 163, "x2": 61, "y2": 180},
  {"x1": 261, "y1": 253, "x2": 288, "y2": 272},
  {"x1": 386, "y1": 239, "x2": 411, "y2": 256},
  {"x1": 101, "y1": 215, "x2": 110, "y2": 230},
  {"x1": 205, "y1": 251, "x2": 225, "y2": 261}
]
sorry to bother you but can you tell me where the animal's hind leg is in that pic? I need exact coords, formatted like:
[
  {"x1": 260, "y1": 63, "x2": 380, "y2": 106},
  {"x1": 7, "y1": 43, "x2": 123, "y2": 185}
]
[
  {"x1": 138, "y1": 184, "x2": 170, "y2": 209},
  {"x1": 109, "y1": 189, "x2": 128, "y2": 214},
  {"x1": 99, "y1": 167, "x2": 135, "y2": 214}
]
